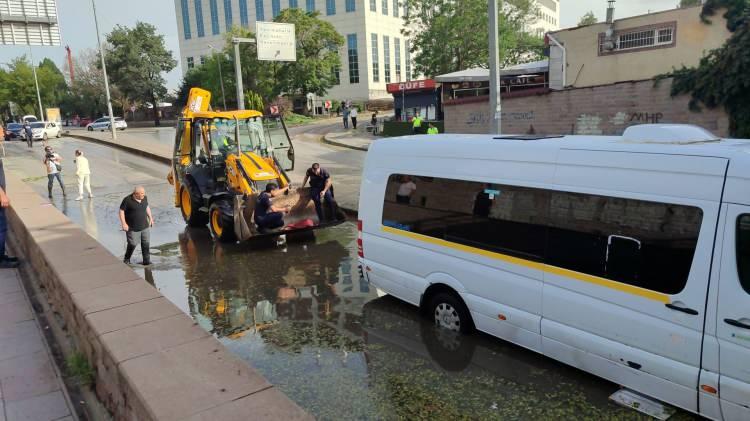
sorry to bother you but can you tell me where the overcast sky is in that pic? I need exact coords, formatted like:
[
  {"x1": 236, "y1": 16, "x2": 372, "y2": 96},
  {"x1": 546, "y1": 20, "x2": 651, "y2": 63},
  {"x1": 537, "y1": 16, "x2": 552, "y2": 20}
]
[{"x1": 0, "y1": 0, "x2": 682, "y2": 91}]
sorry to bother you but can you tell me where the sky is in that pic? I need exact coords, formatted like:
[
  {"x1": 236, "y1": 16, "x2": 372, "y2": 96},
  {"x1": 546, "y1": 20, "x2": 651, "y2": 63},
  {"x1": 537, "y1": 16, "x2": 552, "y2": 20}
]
[{"x1": 0, "y1": 0, "x2": 683, "y2": 91}]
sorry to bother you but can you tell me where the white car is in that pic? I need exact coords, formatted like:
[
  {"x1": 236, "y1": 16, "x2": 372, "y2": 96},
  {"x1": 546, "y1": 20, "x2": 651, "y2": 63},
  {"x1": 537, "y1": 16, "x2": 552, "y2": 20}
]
[
  {"x1": 20, "y1": 122, "x2": 62, "y2": 141},
  {"x1": 86, "y1": 117, "x2": 127, "y2": 131}
]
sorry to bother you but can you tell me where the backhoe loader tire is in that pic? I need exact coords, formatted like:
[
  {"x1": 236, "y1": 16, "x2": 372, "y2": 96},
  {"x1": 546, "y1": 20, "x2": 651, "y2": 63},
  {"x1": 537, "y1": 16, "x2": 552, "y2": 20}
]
[
  {"x1": 209, "y1": 200, "x2": 237, "y2": 243},
  {"x1": 180, "y1": 183, "x2": 208, "y2": 227}
]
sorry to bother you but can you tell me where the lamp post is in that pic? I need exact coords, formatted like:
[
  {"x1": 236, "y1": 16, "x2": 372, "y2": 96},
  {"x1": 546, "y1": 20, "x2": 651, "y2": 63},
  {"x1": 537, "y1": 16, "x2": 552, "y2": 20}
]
[
  {"x1": 27, "y1": 47, "x2": 44, "y2": 121},
  {"x1": 91, "y1": 0, "x2": 117, "y2": 140},
  {"x1": 232, "y1": 37, "x2": 256, "y2": 110},
  {"x1": 488, "y1": 0, "x2": 502, "y2": 134},
  {"x1": 208, "y1": 44, "x2": 227, "y2": 110}
]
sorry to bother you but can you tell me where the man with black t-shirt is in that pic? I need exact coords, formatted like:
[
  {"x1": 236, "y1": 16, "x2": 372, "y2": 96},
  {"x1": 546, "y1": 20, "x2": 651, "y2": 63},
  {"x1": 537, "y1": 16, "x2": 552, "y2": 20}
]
[
  {"x1": 118, "y1": 186, "x2": 153, "y2": 265},
  {"x1": 301, "y1": 163, "x2": 336, "y2": 222}
]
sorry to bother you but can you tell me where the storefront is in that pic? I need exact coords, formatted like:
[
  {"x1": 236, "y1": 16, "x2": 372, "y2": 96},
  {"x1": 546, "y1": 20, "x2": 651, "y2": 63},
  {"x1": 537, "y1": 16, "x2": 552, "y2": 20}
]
[{"x1": 387, "y1": 79, "x2": 443, "y2": 121}]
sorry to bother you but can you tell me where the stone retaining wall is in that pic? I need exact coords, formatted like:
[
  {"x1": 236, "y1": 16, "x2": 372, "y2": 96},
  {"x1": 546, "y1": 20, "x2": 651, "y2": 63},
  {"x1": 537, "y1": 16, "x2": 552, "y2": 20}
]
[{"x1": 5, "y1": 170, "x2": 311, "y2": 420}]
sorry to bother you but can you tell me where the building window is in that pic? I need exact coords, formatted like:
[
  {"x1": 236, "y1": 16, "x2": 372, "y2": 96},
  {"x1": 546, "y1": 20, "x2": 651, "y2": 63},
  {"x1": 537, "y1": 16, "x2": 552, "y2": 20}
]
[
  {"x1": 382, "y1": 174, "x2": 703, "y2": 296},
  {"x1": 347, "y1": 34, "x2": 360, "y2": 83},
  {"x1": 326, "y1": 0, "x2": 336, "y2": 15},
  {"x1": 306, "y1": 0, "x2": 315, "y2": 11},
  {"x1": 599, "y1": 23, "x2": 677, "y2": 54},
  {"x1": 332, "y1": 65, "x2": 341, "y2": 85},
  {"x1": 371, "y1": 33, "x2": 379, "y2": 83},
  {"x1": 382, "y1": 0, "x2": 388, "y2": 15},
  {"x1": 272, "y1": 0, "x2": 281, "y2": 17},
  {"x1": 405, "y1": 38, "x2": 411, "y2": 80},
  {"x1": 187, "y1": 56, "x2": 195, "y2": 69},
  {"x1": 255, "y1": 0, "x2": 265, "y2": 21},
  {"x1": 393, "y1": 0, "x2": 398, "y2": 17},
  {"x1": 224, "y1": 0, "x2": 233, "y2": 30},
  {"x1": 403, "y1": 0, "x2": 407, "y2": 17},
  {"x1": 290, "y1": 0, "x2": 298, "y2": 8},
  {"x1": 394, "y1": 37, "x2": 401, "y2": 81},
  {"x1": 209, "y1": 0, "x2": 220, "y2": 34},
  {"x1": 200, "y1": 55, "x2": 206, "y2": 65},
  {"x1": 181, "y1": 0, "x2": 192, "y2": 40},
  {"x1": 370, "y1": 0, "x2": 376, "y2": 12},
  {"x1": 194, "y1": 0, "x2": 206, "y2": 37},
  {"x1": 346, "y1": 0, "x2": 355, "y2": 12},
  {"x1": 737, "y1": 215, "x2": 750, "y2": 295},
  {"x1": 383, "y1": 35, "x2": 391, "y2": 83},
  {"x1": 239, "y1": 0, "x2": 249, "y2": 26}
]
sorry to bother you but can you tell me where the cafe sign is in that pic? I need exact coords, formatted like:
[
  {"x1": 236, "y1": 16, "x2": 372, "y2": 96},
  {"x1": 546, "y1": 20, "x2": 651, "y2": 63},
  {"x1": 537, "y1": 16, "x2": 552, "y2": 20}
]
[{"x1": 387, "y1": 79, "x2": 437, "y2": 94}]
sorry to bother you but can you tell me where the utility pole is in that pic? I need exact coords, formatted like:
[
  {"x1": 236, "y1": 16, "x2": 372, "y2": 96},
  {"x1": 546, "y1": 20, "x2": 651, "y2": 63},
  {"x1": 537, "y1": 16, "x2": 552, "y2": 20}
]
[
  {"x1": 91, "y1": 0, "x2": 117, "y2": 140},
  {"x1": 231, "y1": 37, "x2": 256, "y2": 110},
  {"x1": 28, "y1": 46, "x2": 44, "y2": 121},
  {"x1": 208, "y1": 45, "x2": 227, "y2": 110},
  {"x1": 488, "y1": 0, "x2": 502, "y2": 134}
]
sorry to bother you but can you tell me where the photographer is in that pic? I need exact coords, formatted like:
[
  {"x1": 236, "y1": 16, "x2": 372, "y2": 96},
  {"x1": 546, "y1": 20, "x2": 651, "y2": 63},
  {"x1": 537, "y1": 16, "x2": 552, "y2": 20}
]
[{"x1": 43, "y1": 146, "x2": 66, "y2": 198}]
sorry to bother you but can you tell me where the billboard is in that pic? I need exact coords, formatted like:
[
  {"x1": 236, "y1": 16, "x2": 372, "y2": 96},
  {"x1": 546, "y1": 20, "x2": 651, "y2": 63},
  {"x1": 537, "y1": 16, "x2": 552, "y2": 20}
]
[
  {"x1": 255, "y1": 22, "x2": 296, "y2": 62},
  {"x1": 0, "y1": 0, "x2": 61, "y2": 46}
]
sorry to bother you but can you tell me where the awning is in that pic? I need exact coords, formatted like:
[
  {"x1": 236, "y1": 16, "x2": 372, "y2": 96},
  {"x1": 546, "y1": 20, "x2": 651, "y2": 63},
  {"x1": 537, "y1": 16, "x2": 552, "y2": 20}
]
[{"x1": 435, "y1": 60, "x2": 549, "y2": 82}]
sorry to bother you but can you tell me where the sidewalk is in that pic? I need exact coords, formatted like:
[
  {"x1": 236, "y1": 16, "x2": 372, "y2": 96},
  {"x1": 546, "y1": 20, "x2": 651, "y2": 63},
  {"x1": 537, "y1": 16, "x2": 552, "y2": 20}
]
[
  {"x1": 322, "y1": 130, "x2": 375, "y2": 151},
  {"x1": 0, "y1": 268, "x2": 75, "y2": 421}
]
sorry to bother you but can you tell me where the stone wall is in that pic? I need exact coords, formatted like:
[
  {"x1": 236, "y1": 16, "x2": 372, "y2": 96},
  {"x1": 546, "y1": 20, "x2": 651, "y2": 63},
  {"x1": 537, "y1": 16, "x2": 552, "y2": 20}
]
[
  {"x1": 444, "y1": 78, "x2": 730, "y2": 137},
  {"x1": 5, "y1": 170, "x2": 311, "y2": 421}
]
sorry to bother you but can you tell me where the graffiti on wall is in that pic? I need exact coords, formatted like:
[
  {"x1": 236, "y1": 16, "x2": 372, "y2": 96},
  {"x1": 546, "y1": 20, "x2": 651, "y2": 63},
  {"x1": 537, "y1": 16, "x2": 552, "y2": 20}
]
[
  {"x1": 465, "y1": 111, "x2": 535, "y2": 126},
  {"x1": 575, "y1": 114, "x2": 604, "y2": 135},
  {"x1": 629, "y1": 112, "x2": 663, "y2": 124}
]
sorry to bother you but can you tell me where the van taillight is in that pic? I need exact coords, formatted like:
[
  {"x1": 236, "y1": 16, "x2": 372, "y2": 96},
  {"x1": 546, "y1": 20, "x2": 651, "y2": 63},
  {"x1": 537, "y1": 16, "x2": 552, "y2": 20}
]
[{"x1": 357, "y1": 220, "x2": 364, "y2": 257}]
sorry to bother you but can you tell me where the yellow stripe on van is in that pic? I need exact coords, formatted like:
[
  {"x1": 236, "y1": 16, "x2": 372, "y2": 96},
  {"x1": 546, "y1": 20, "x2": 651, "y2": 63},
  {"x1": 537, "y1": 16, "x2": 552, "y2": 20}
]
[{"x1": 381, "y1": 226, "x2": 671, "y2": 304}]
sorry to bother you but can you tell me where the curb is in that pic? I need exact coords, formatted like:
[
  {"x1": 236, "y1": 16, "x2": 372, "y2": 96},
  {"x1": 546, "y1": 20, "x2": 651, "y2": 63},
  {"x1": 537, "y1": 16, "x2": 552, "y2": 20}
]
[
  {"x1": 321, "y1": 134, "x2": 370, "y2": 151},
  {"x1": 67, "y1": 133, "x2": 171, "y2": 165}
]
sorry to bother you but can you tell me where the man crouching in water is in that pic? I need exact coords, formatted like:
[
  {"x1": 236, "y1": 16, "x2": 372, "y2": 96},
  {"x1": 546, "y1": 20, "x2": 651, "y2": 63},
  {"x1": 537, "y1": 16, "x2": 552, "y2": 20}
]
[{"x1": 254, "y1": 183, "x2": 291, "y2": 232}]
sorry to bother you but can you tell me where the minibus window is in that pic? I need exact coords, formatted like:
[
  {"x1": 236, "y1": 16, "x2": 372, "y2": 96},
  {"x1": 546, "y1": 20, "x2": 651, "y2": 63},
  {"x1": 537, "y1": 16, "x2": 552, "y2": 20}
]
[{"x1": 737, "y1": 215, "x2": 750, "y2": 294}]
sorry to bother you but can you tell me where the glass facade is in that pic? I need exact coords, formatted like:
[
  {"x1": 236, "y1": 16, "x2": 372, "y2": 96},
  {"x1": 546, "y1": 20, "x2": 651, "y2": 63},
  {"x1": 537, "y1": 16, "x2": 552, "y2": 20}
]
[
  {"x1": 209, "y1": 0, "x2": 220, "y2": 34},
  {"x1": 347, "y1": 34, "x2": 360, "y2": 84},
  {"x1": 371, "y1": 33, "x2": 379, "y2": 83},
  {"x1": 239, "y1": 0, "x2": 249, "y2": 26},
  {"x1": 256, "y1": 0, "x2": 265, "y2": 21},
  {"x1": 181, "y1": 0, "x2": 192, "y2": 39},
  {"x1": 194, "y1": 0, "x2": 206, "y2": 37},
  {"x1": 224, "y1": 0, "x2": 233, "y2": 30},
  {"x1": 383, "y1": 35, "x2": 391, "y2": 83}
]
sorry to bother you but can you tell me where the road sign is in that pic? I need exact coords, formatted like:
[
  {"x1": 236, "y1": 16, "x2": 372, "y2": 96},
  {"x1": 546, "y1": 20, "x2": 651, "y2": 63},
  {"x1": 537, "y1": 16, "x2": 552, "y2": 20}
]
[
  {"x1": 130, "y1": 105, "x2": 136, "y2": 112},
  {"x1": 269, "y1": 105, "x2": 280, "y2": 115},
  {"x1": 0, "y1": 0, "x2": 62, "y2": 46},
  {"x1": 324, "y1": 100, "x2": 332, "y2": 109},
  {"x1": 256, "y1": 22, "x2": 296, "y2": 62}
]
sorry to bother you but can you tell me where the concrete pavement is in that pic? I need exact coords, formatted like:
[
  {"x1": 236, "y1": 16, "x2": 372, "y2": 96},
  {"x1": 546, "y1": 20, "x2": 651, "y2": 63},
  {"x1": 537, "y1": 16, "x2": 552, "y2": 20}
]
[{"x1": 0, "y1": 268, "x2": 76, "y2": 421}]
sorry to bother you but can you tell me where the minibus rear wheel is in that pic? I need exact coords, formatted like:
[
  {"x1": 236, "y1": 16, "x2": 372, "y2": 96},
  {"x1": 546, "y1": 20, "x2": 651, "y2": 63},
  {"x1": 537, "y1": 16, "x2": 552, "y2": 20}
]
[{"x1": 428, "y1": 292, "x2": 474, "y2": 334}]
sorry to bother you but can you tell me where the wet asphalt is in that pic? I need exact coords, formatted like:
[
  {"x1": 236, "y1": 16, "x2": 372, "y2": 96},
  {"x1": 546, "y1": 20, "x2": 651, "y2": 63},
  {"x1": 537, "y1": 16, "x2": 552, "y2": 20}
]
[{"x1": 1, "y1": 134, "x2": 697, "y2": 420}]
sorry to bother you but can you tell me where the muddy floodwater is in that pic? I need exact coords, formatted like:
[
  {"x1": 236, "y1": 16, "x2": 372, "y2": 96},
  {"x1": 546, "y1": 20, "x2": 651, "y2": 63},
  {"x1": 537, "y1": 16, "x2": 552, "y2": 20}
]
[{"x1": 7, "y1": 138, "x2": 699, "y2": 420}]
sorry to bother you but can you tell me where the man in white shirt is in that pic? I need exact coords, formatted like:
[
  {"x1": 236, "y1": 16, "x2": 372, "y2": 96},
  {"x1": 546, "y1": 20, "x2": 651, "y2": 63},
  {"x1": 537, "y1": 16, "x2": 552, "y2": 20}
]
[
  {"x1": 74, "y1": 149, "x2": 93, "y2": 201},
  {"x1": 396, "y1": 176, "x2": 417, "y2": 204},
  {"x1": 43, "y1": 146, "x2": 65, "y2": 198},
  {"x1": 350, "y1": 107, "x2": 358, "y2": 129}
]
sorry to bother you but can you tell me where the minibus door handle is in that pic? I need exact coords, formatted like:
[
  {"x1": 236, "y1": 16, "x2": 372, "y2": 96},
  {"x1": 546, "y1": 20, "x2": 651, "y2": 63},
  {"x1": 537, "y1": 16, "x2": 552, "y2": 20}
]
[
  {"x1": 724, "y1": 318, "x2": 750, "y2": 330},
  {"x1": 665, "y1": 303, "x2": 699, "y2": 315}
]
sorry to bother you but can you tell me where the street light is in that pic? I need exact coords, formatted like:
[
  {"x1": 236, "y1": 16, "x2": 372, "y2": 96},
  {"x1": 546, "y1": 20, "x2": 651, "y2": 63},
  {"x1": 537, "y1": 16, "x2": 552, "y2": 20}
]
[
  {"x1": 488, "y1": 0, "x2": 502, "y2": 134},
  {"x1": 90, "y1": 0, "x2": 117, "y2": 141},
  {"x1": 232, "y1": 37, "x2": 256, "y2": 110},
  {"x1": 208, "y1": 44, "x2": 227, "y2": 110},
  {"x1": 27, "y1": 47, "x2": 44, "y2": 122}
]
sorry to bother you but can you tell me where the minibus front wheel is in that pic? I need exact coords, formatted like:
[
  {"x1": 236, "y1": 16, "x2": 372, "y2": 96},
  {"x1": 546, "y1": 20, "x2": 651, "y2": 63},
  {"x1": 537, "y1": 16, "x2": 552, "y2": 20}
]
[{"x1": 428, "y1": 292, "x2": 474, "y2": 334}]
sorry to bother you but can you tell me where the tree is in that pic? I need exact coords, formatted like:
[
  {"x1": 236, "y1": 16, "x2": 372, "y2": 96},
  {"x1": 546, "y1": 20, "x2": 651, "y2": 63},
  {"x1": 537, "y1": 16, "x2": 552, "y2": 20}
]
[
  {"x1": 402, "y1": 0, "x2": 543, "y2": 77},
  {"x1": 0, "y1": 56, "x2": 67, "y2": 120},
  {"x1": 665, "y1": 0, "x2": 750, "y2": 137},
  {"x1": 578, "y1": 11, "x2": 598, "y2": 26},
  {"x1": 175, "y1": 53, "x2": 235, "y2": 110},
  {"x1": 272, "y1": 9, "x2": 344, "y2": 104},
  {"x1": 679, "y1": 0, "x2": 702, "y2": 7},
  {"x1": 104, "y1": 22, "x2": 177, "y2": 125}
]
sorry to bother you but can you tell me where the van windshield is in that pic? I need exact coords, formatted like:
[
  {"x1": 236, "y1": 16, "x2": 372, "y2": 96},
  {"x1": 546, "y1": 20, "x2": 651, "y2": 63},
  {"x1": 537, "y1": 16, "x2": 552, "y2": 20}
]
[{"x1": 737, "y1": 215, "x2": 750, "y2": 294}]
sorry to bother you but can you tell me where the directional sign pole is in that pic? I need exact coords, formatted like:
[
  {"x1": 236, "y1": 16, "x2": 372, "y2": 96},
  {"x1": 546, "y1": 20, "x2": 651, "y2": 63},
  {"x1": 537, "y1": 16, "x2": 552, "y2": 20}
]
[
  {"x1": 91, "y1": 0, "x2": 117, "y2": 140},
  {"x1": 28, "y1": 46, "x2": 44, "y2": 121},
  {"x1": 232, "y1": 37, "x2": 256, "y2": 111}
]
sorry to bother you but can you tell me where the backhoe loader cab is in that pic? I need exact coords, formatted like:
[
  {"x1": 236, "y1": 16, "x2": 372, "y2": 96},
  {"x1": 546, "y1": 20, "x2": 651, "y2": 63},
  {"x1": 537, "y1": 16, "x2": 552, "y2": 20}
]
[{"x1": 169, "y1": 88, "x2": 344, "y2": 243}]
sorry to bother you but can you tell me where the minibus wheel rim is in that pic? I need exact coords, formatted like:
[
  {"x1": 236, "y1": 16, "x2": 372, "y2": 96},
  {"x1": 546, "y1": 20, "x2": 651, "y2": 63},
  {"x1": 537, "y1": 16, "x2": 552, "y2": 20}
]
[{"x1": 434, "y1": 303, "x2": 461, "y2": 332}]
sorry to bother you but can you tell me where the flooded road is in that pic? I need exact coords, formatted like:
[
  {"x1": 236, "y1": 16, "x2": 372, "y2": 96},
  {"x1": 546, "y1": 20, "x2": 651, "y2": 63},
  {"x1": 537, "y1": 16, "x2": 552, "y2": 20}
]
[{"x1": 3, "y1": 138, "x2": 697, "y2": 420}]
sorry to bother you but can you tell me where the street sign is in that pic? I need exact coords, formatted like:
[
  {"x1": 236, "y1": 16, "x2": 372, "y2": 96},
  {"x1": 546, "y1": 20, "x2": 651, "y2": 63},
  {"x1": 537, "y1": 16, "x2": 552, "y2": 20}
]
[
  {"x1": 269, "y1": 105, "x2": 280, "y2": 115},
  {"x1": 386, "y1": 79, "x2": 436, "y2": 94},
  {"x1": 324, "y1": 100, "x2": 332, "y2": 109},
  {"x1": 130, "y1": 105, "x2": 136, "y2": 113},
  {"x1": 0, "y1": 0, "x2": 62, "y2": 46},
  {"x1": 256, "y1": 22, "x2": 296, "y2": 62}
]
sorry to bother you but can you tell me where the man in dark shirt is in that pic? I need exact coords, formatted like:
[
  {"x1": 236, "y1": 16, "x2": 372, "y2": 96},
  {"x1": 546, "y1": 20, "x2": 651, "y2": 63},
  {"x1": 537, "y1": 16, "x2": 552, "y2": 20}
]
[
  {"x1": 118, "y1": 186, "x2": 153, "y2": 265},
  {"x1": 254, "y1": 183, "x2": 290, "y2": 232},
  {"x1": 0, "y1": 159, "x2": 19, "y2": 268},
  {"x1": 301, "y1": 163, "x2": 336, "y2": 223}
]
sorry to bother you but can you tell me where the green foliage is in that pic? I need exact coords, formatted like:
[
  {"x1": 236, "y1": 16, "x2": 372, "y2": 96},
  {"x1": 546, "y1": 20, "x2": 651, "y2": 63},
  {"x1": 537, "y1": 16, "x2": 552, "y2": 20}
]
[
  {"x1": 65, "y1": 352, "x2": 95, "y2": 387},
  {"x1": 402, "y1": 0, "x2": 544, "y2": 77},
  {"x1": 578, "y1": 11, "x2": 598, "y2": 26},
  {"x1": 701, "y1": 0, "x2": 749, "y2": 31},
  {"x1": 245, "y1": 90, "x2": 265, "y2": 112},
  {"x1": 680, "y1": 0, "x2": 702, "y2": 7},
  {"x1": 665, "y1": 0, "x2": 750, "y2": 137},
  {"x1": 0, "y1": 56, "x2": 67, "y2": 119},
  {"x1": 104, "y1": 22, "x2": 177, "y2": 124},
  {"x1": 283, "y1": 112, "x2": 314, "y2": 125},
  {"x1": 60, "y1": 49, "x2": 117, "y2": 118},
  {"x1": 272, "y1": 9, "x2": 344, "y2": 100},
  {"x1": 176, "y1": 54, "x2": 234, "y2": 110}
]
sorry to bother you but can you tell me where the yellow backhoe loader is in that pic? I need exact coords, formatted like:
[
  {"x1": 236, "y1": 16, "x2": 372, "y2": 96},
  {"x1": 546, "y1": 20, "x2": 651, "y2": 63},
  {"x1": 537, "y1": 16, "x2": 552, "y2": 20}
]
[{"x1": 168, "y1": 88, "x2": 345, "y2": 242}]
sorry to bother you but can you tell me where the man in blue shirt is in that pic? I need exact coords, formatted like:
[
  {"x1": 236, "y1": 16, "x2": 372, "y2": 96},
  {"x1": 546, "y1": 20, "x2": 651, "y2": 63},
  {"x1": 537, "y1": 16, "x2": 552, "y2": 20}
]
[
  {"x1": 255, "y1": 183, "x2": 291, "y2": 232},
  {"x1": 301, "y1": 163, "x2": 336, "y2": 223}
]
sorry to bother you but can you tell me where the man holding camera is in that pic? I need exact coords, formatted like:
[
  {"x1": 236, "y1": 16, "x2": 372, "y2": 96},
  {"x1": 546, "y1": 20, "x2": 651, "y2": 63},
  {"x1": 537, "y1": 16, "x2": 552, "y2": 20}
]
[{"x1": 43, "y1": 146, "x2": 66, "y2": 198}]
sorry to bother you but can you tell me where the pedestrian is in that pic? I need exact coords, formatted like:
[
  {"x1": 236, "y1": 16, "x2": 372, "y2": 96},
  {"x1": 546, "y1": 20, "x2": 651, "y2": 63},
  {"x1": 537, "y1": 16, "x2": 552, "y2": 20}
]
[
  {"x1": 43, "y1": 146, "x2": 66, "y2": 198},
  {"x1": 350, "y1": 106, "x2": 358, "y2": 129},
  {"x1": 74, "y1": 150, "x2": 93, "y2": 200},
  {"x1": 412, "y1": 115, "x2": 423, "y2": 134},
  {"x1": 342, "y1": 104, "x2": 350, "y2": 129},
  {"x1": 370, "y1": 112, "x2": 379, "y2": 135},
  {"x1": 396, "y1": 176, "x2": 416, "y2": 204},
  {"x1": 254, "y1": 183, "x2": 291, "y2": 232},
  {"x1": 23, "y1": 122, "x2": 33, "y2": 148},
  {"x1": 119, "y1": 186, "x2": 153, "y2": 265},
  {"x1": 301, "y1": 163, "x2": 336, "y2": 223},
  {"x1": 0, "y1": 157, "x2": 20, "y2": 268},
  {"x1": 427, "y1": 123, "x2": 439, "y2": 135}
]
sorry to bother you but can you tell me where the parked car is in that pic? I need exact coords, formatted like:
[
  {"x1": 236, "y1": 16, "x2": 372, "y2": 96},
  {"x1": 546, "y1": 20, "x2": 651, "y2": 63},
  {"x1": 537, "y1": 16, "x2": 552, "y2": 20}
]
[
  {"x1": 78, "y1": 117, "x2": 92, "y2": 127},
  {"x1": 20, "y1": 122, "x2": 62, "y2": 141},
  {"x1": 21, "y1": 115, "x2": 37, "y2": 123},
  {"x1": 86, "y1": 117, "x2": 127, "y2": 131},
  {"x1": 4, "y1": 123, "x2": 23, "y2": 141}
]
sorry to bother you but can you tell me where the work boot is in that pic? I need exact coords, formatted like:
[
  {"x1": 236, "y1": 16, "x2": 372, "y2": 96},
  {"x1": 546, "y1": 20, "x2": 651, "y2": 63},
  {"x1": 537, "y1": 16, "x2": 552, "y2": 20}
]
[
  {"x1": 48, "y1": 188, "x2": 52, "y2": 198},
  {"x1": 123, "y1": 258, "x2": 131, "y2": 265},
  {"x1": 0, "y1": 259, "x2": 20, "y2": 269}
]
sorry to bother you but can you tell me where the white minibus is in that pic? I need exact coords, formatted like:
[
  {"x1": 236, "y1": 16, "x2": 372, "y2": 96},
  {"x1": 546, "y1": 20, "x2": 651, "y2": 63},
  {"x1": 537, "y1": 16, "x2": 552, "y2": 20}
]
[{"x1": 357, "y1": 125, "x2": 750, "y2": 420}]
